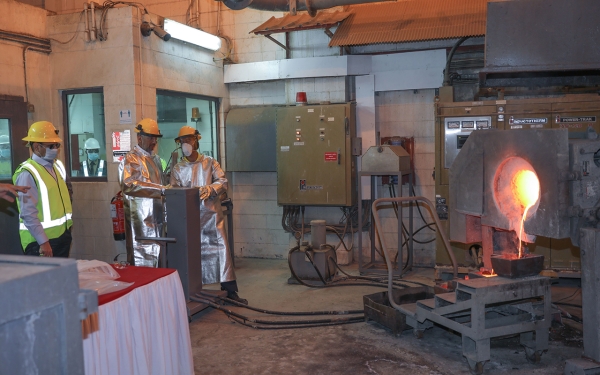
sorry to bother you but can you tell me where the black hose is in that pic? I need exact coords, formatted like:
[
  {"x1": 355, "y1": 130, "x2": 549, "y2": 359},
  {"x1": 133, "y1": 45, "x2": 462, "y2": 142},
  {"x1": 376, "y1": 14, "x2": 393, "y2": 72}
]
[
  {"x1": 198, "y1": 291, "x2": 364, "y2": 315},
  {"x1": 327, "y1": 254, "x2": 431, "y2": 289},
  {"x1": 443, "y1": 36, "x2": 470, "y2": 86},
  {"x1": 287, "y1": 246, "x2": 403, "y2": 290},
  {"x1": 191, "y1": 296, "x2": 365, "y2": 327},
  {"x1": 226, "y1": 314, "x2": 364, "y2": 330}
]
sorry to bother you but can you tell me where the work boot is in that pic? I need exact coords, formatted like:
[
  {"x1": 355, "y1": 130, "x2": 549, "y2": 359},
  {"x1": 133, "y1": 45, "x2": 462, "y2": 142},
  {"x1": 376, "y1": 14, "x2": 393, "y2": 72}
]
[{"x1": 227, "y1": 292, "x2": 248, "y2": 305}]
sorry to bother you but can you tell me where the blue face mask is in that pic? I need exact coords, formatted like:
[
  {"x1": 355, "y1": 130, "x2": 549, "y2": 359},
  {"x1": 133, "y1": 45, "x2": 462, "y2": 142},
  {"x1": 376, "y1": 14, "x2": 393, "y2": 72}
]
[
  {"x1": 42, "y1": 148, "x2": 59, "y2": 162},
  {"x1": 88, "y1": 152, "x2": 99, "y2": 161},
  {"x1": 0, "y1": 148, "x2": 10, "y2": 159}
]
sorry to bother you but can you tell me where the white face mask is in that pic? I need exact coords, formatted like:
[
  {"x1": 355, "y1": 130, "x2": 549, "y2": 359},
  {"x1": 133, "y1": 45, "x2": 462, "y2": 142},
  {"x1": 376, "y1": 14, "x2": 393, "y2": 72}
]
[
  {"x1": 181, "y1": 143, "x2": 193, "y2": 157},
  {"x1": 88, "y1": 152, "x2": 99, "y2": 161},
  {"x1": 42, "y1": 148, "x2": 59, "y2": 162}
]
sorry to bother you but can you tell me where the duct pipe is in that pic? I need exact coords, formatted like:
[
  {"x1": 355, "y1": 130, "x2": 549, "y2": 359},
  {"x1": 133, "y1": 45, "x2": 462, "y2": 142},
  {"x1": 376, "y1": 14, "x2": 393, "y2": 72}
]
[
  {"x1": 84, "y1": 3, "x2": 90, "y2": 42},
  {"x1": 89, "y1": 1, "x2": 97, "y2": 41},
  {"x1": 443, "y1": 36, "x2": 469, "y2": 86},
  {"x1": 23, "y1": 46, "x2": 31, "y2": 106},
  {"x1": 222, "y1": 0, "x2": 390, "y2": 12}
]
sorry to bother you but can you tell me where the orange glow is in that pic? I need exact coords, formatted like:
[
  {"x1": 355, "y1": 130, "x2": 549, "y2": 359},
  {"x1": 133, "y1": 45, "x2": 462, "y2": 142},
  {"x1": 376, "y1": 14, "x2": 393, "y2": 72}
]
[
  {"x1": 481, "y1": 269, "x2": 497, "y2": 277},
  {"x1": 512, "y1": 170, "x2": 540, "y2": 209},
  {"x1": 512, "y1": 170, "x2": 540, "y2": 258}
]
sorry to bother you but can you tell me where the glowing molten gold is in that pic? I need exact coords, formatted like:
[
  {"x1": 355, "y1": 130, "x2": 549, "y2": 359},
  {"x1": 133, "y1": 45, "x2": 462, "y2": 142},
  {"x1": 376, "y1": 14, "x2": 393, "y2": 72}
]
[
  {"x1": 512, "y1": 170, "x2": 540, "y2": 258},
  {"x1": 512, "y1": 170, "x2": 540, "y2": 209}
]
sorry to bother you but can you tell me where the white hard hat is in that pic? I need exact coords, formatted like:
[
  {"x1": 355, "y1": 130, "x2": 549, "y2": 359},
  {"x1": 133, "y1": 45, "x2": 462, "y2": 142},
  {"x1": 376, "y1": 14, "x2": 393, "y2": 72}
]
[
  {"x1": 0, "y1": 135, "x2": 9, "y2": 145},
  {"x1": 84, "y1": 138, "x2": 100, "y2": 150}
]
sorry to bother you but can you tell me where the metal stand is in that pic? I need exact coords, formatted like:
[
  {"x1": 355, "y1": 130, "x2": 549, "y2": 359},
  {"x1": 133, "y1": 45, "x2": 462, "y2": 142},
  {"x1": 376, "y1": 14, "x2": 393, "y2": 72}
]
[
  {"x1": 398, "y1": 276, "x2": 551, "y2": 374},
  {"x1": 357, "y1": 170, "x2": 413, "y2": 276},
  {"x1": 564, "y1": 228, "x2": 600, "y2": 374},
  {"x1": 221, "y1": 198, "x2": 235, "y2": 267}
]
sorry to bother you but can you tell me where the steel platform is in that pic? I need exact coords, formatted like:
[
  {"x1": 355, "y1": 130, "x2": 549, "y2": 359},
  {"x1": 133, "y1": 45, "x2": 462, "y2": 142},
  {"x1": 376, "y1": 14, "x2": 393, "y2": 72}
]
[{"x1": 398, "y1": 275, "x2": 551, "y2": 374}]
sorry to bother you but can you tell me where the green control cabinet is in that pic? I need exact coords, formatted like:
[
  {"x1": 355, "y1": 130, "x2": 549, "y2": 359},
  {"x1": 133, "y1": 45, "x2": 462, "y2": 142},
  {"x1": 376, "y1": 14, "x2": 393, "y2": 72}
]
[{"x1": 277, "y1": 103, "x2": 357, "y2": 206}]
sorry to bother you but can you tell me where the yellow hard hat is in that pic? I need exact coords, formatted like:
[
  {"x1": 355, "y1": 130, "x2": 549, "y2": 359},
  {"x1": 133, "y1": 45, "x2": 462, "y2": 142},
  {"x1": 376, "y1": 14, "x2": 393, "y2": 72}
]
[
  {"x1": 22, "y1": 121, "x2": 62, "y2": 143},
  {"x1": 175, "y1": 125, "x2": 201, "y2": 143},
  {"x1": 134, "y1": 118, "x2": 163, "y2": 137}
]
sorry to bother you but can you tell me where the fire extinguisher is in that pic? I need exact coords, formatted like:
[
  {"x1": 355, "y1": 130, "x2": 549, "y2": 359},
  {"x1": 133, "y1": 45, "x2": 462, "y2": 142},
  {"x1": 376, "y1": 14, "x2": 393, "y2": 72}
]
[{"x1": 111, "y1": 191, "x2": 126, "y2": 241}]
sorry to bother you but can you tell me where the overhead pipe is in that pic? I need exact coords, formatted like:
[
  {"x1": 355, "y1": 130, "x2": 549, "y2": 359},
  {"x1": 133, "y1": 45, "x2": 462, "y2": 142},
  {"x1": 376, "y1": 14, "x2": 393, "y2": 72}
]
[
  {"x1": 443, "y1": 36, "x2": 469, "y2": 86},
  {"x1": 221, "y1": 0, "x2": 390, "y2": 15},
  {"x1": 89, "y1": 1, "x2": 97, "y2": 41},
  {"x1": 83, "y1": 2, "x2": 91, "y2": 42}
]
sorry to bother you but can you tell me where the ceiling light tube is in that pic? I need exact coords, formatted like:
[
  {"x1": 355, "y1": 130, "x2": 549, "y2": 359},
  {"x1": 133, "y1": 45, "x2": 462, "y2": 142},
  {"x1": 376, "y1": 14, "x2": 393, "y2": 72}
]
[{"x1": 163, "y1": 19, "x2": 221, "y2": 51}]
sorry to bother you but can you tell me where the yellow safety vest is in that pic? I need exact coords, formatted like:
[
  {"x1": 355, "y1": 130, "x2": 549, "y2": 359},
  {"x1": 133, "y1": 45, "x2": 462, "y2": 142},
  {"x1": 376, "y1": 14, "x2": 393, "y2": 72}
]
[{"x1": 13, "y1": 159, "x2": 73, "y2": 249}]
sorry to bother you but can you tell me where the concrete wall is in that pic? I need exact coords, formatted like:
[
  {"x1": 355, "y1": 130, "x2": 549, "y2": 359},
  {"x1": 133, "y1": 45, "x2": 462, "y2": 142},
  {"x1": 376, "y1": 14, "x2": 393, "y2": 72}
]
[
  {"x1": 47, "y1": 6, "x2": 226, "y2": 262},
  {"x1": 4, "y1": 0, "x2": 447, "y2": 267},
  {"x1": 0, "y1": 0, "x2": 52, "y2": 123}
]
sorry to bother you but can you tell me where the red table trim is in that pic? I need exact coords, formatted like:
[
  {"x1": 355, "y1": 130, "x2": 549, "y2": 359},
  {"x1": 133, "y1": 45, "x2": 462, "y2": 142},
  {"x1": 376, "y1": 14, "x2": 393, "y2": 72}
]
[{"x1": 98, "y1": 266, "x2": 176, "y2": 306}]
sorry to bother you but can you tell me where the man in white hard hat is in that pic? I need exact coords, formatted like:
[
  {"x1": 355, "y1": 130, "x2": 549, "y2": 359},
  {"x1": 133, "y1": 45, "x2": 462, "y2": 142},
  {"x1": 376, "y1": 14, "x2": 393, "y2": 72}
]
[
  {"x1": 13, "y1": 121, "x2": 73, "y2": 258},
  {"x1": 80, "y1": 137, "x2": 105, "y2": 177},
  {"x1": 118, "y1": 118, "x2": 169, "y2": 267},
  {"x1": 0, "y1": 134, "x2": 11, "y2": 179},
  {"x1": 170, "y1": 125, "x2": 247, "y2": 304}
]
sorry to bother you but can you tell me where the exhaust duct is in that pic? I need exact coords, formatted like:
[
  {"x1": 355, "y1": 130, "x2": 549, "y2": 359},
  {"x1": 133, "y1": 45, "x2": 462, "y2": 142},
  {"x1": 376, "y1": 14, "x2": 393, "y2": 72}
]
[{"x1": 222, "y1": 0, "x2": 388, "y2": 16}]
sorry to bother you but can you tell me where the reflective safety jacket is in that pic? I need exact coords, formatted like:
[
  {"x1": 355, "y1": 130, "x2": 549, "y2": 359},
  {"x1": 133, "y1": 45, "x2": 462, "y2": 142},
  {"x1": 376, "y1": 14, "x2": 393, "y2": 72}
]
[
  {"x1": 82, "y1": 159, "x2": 105, "y2": 177},
  {"x1": 13, "y1": 159, "x2": 73, "y2": 249}
]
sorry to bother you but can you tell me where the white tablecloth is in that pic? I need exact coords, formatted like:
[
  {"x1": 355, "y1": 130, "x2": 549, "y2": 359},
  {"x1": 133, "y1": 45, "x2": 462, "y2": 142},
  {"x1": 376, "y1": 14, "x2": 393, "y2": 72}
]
[{"x1": 83, "y1": 271, "x2": 194, "y2": 375}]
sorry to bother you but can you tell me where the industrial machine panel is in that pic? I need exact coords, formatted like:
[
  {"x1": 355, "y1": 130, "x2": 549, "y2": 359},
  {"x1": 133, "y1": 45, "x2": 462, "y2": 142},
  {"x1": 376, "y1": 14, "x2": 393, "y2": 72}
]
[
  {"x1": 551, "y1": 101, "x2": 600, "y2": 138},
  {"x1": 504, "y1": 103, "x2": 552, "y2": 130},
  {"x1": 277, "y1": 103, "x2": 356, "y2": 206},
  {"x1": 444, "y1": 116, "x2": 493, "y2": 169},
  {"x1": 435, "y1": 95, "x2": 600, "y2": 271},
  {"x1": 438, "y1": 103, "x2": 495, "y2": 117}
]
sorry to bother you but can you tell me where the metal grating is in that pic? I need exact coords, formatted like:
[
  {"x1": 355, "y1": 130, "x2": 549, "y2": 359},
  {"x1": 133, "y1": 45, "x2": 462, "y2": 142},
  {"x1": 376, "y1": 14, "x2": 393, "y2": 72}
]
[
  {"x1": 251, "y1": 11, "x2": 351, "y2": 35},
  {"x1": 330, "y1": 0, "x2": 489, "y2": 47}
]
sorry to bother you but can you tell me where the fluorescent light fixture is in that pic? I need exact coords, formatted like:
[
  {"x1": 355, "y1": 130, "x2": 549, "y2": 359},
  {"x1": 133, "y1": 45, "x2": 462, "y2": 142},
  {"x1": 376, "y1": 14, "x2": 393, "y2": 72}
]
[{"x1": 163, "y1": 19, "x2": 222, "y2": 51}]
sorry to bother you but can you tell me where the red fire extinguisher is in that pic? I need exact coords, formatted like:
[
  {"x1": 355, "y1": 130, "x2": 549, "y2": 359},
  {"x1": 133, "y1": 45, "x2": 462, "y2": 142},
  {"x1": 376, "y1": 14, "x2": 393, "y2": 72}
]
[{"x1": 111, "y1": 191, "x2": 126, "y2": 241}]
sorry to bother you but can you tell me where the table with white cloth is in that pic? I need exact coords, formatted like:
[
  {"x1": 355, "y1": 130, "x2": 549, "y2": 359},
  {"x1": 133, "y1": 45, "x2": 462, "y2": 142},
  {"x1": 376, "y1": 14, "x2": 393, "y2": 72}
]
[{"x1": 82, "y1": 266, "x2": 194, "y2": 375}]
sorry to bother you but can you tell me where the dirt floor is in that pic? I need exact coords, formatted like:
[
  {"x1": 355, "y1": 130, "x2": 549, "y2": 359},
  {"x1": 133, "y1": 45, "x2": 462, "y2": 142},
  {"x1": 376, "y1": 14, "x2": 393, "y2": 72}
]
[{"x1": 189, "y1": 258, "x2": 583, "y2": 375}]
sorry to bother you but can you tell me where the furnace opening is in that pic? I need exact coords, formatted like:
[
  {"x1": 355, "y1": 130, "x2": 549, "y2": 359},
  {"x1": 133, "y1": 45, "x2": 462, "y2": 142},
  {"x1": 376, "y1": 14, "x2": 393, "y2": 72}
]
[{"x1": 493, "y1": 157, "x2": 540, "y2": 257}]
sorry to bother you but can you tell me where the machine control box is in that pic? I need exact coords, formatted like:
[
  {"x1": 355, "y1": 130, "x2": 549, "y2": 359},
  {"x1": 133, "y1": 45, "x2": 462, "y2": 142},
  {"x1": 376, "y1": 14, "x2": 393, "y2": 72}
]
[
  {"x1": 277, "y1": 103, "x2": 356, "y2": 206},
  {"x1": 444, "y1": 116, "x2": 493, "y2": 168}
]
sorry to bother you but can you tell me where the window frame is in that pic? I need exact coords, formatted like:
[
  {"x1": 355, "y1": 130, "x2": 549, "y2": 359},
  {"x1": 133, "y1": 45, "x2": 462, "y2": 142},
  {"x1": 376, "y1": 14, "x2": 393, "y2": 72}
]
[
  {"x1": 156, "y1": 89, "x2": 220, "y2": 161},
  {"x1": 0, "y1": 95, "x2": 29, "y2": 182},
  {"x1": 61, "y1": 87, "x2": 107, "y2": 182}
]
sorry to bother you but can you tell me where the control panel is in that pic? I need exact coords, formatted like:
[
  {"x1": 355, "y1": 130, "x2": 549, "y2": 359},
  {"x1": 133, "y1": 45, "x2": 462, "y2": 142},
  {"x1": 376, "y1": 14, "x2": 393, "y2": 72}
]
[
  {"x1": 276, "y1": 103, "x2": 356, "y2": 206},
  {"x1": 444, "y1": 116, "x2": 492, "y2": 169}
]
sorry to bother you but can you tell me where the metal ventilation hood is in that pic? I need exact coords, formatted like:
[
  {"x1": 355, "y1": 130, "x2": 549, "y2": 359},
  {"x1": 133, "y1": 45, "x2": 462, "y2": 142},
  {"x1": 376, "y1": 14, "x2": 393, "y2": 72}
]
[{"x1": 481, "y1": 0, "x2": 600, "y2": 88}]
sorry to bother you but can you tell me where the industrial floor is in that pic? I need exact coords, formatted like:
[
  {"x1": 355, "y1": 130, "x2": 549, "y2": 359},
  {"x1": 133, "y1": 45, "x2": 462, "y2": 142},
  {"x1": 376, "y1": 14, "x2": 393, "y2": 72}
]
[{"x1": 189, "y1": 258, "x2": 583, "y2": 375}]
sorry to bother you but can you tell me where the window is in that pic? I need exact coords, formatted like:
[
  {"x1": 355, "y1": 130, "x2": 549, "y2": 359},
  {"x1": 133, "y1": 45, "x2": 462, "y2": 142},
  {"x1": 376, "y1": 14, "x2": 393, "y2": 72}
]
[
  {"x1": 156, "y1": 90, "x2": 219, "y2": 168},
  {"x1": 62, "y1": 88, "x2": 106, "y2": 179},
  {"x1": 0, "y1": 119, "x2": 12, "y2": 180}
]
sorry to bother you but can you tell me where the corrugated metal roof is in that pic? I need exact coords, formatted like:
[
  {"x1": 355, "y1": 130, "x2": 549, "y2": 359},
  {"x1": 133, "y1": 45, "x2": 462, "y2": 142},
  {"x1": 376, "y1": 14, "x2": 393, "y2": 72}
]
[
  {"x1": 330, "y1": 0, "x2": 489, "y2": 47},
  {"x1": 251, "y1": 11, "x2": 351, "y2": 35}
]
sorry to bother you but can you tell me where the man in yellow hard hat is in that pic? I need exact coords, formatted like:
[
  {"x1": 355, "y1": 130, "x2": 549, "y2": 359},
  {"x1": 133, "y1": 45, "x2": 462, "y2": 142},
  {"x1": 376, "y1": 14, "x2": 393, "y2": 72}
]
[
  {"x1": 170, "y1": 125, "x2": 247, "y2": 304},
  {"x1": 118, "y1": 118, "x2": 169, "y2": 267},
  {"x1": 13, "y1": 121, "x2": 73, "y2": 257}
]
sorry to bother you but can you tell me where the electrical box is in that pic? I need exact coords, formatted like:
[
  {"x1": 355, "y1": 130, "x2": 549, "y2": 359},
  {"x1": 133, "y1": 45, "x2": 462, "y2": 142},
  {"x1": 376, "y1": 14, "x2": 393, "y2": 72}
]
[
  {"x1": 277, "y1": 103, "x2": 357, "y2": 206},
  {"x1": 225, "y1": 107, "x2": 277, "y2": 172}
]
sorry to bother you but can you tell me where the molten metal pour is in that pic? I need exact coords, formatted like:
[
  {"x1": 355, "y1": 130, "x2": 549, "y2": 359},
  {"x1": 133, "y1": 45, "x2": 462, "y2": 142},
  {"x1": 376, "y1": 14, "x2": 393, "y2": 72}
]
[{"x1": 512, "y1": 169, "x2": 540, "y2": 258}]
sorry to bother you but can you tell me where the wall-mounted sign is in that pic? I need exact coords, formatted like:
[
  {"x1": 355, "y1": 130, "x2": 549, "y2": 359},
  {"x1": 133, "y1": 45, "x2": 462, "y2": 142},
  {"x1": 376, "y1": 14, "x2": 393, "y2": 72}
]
[
  {"x1": 112, "y1": 130, "x2": 131, "y2": 163},
  {"x1": 119, "y1": 109, "x2": 132, "y2": 124}
]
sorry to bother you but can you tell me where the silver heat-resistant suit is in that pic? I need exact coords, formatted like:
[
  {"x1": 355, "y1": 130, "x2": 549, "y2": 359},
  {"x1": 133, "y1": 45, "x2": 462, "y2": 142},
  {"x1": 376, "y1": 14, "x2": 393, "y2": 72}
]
[
  {"x1": 118, "y1": 145, "x2": 166, "y2": 267},
  {"x1": 170, "y1": 155, "x2": 235, "y2": 285}
]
